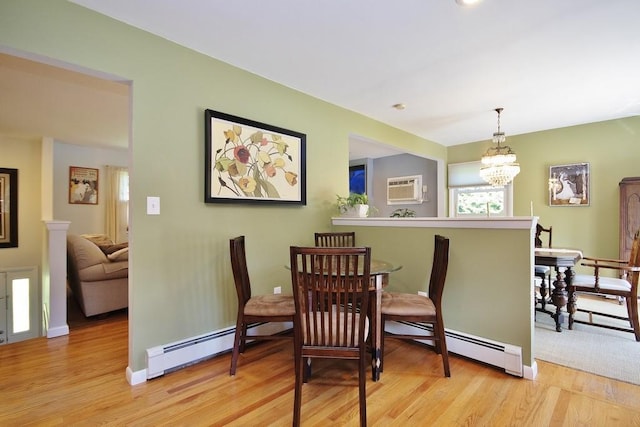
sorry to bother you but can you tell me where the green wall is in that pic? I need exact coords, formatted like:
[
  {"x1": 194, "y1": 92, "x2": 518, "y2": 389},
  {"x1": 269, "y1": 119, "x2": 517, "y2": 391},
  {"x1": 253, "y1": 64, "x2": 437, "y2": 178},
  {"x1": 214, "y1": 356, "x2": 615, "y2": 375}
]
[
  {"x1": 335, "y1": 224, "x2": 534, "y2": 363},
  {"x1": 449, "y1": 117, "x2": 640, "y2": 272},
  {"x1": 0, "y1": 0, "x2": 446, "y2": 372}
]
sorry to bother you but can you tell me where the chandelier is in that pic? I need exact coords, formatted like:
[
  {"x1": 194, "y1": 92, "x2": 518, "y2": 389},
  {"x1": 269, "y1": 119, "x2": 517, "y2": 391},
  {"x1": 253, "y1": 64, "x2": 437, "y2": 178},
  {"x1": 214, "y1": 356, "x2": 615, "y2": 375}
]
[{"x1": 479, "y1": 108, "x2": 520, "y2": 187}]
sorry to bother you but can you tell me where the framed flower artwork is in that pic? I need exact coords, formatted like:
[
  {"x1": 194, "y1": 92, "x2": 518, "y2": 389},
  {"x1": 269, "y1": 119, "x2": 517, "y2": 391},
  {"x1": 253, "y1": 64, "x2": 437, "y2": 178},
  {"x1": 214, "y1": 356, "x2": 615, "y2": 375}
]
[{"x1": 204, "y1": 110, "x2": 306, "y2": 205}]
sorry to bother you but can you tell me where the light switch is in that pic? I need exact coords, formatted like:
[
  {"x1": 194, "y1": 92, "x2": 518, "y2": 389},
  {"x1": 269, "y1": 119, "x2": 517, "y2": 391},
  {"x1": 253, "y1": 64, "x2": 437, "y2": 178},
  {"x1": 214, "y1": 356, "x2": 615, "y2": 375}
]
[{"x1": 147, "y1": 196, "x2": 160, "y2": 215}]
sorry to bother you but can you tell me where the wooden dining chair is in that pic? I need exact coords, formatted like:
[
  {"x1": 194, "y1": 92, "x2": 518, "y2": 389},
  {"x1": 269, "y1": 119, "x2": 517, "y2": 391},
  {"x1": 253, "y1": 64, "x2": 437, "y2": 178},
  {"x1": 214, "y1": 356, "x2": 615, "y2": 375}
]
[
  {"x1": 380, "y1": 234, "x2": 450, "y2": 377},
  {"x1": 568, "y1": 229, "x2": 640, "y2": 341},
  {"x1": 314, "y1": 231, "x2": 356, "y2": 247},
  {"x1": 229, "y1": 236, "x2": 295, "y2": 376},
  {"x1": 535, "y1": 223, "x2": 553, "y2": 311},
  {"x1": 289, "y1": 245, "x2": 371, "y2": 427}
]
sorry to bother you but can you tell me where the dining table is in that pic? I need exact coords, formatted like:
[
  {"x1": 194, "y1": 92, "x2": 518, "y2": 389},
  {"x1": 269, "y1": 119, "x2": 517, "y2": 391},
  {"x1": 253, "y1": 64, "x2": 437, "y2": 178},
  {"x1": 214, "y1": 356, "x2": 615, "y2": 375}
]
[{"x1": 534, "y1": 248, "x2": 583, "y2": 332}]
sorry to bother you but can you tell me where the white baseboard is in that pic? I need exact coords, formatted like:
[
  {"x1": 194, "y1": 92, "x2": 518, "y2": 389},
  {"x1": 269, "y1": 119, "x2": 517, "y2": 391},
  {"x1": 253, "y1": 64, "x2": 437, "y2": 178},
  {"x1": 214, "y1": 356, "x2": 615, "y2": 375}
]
[{"x1": 143, "y1": 320, "x2": 533, "y2": 383}]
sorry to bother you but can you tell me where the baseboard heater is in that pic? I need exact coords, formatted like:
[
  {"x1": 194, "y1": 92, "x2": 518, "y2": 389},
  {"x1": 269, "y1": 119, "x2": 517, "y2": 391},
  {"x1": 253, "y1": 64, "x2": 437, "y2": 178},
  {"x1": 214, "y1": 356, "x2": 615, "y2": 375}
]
[
  {"x1": 146, "y1": 320, "x2": 523, "y2": 380},
  {"x1": 385, "y1": 321, "x2": 524, "y2": 377},
  {"x1": 146, "y1": 322, "x2": 292, "y2": 379}
]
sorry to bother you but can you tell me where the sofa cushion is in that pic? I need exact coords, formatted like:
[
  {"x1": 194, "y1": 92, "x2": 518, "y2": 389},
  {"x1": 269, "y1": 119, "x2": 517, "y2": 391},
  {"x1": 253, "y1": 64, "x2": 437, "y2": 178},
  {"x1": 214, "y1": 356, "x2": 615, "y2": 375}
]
[
  {"x1": 68, "y1": 234, "x2": 110, "y2": 271},
  {"x1": 99, "y1": 242, "x2": 128, "y2": 255},
  {"x1": 81, "y1": 234, "x2": 114, "y2": 246},
  {"x1": 107, "y1": 247, "x2": 129, "y2": 262}
]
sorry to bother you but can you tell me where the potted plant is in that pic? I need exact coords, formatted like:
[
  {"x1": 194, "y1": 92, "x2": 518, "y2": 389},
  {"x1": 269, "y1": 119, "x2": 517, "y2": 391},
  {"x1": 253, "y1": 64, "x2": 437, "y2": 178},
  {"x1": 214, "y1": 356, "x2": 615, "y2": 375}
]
[
  {"x1": 390, "y1": 208, "x2": 416, "y2": 218},
  {"x1": 336, "y1": 192, "x2": 370, "y2": 217}
]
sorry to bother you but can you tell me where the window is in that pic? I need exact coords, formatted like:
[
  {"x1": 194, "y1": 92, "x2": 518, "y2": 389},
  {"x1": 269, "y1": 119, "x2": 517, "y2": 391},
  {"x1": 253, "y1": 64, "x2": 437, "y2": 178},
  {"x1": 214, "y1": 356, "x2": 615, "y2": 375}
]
[
  {"x1": 449, "y1": 185, "x2": 513, "y2": 217},
  {"x1": 448, "y1": 161, "x2": 514, "y2": 217},
  {"x1": 349, "y1": 164, "x2": 366, "y2": 194}
]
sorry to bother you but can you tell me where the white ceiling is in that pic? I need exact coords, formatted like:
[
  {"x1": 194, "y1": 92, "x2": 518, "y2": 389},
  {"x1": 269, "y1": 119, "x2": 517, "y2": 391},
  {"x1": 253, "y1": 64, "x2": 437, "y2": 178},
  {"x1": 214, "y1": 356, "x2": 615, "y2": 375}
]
[{"x1": 68, "y1": 0, "x2": 640, "y2": 148}]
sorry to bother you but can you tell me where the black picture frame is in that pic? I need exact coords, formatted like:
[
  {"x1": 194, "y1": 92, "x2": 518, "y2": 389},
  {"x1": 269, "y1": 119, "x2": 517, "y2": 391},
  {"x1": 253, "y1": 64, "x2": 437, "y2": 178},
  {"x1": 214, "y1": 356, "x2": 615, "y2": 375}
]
[
  {"x1": 0, "y1": 168, "x2": 18, "y2": 248},
  {"x1": 204, "y1": 110, "x2": 306, "y2": 205}
]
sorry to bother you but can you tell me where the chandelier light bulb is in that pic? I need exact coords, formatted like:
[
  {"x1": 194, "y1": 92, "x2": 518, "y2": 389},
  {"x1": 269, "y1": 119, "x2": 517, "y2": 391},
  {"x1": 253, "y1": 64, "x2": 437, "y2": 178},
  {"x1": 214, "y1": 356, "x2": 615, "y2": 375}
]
[{"x1": 479, "y1": 108, "x2": 520, "y2": 187}]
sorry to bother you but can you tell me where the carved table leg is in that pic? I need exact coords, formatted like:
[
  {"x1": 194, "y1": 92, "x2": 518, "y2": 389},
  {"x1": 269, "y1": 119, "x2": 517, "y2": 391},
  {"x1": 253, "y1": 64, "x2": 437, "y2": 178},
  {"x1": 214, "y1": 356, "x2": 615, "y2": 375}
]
[
  {"x1": 550, "y1": 267, "x2": 568, "y2": 332},
  {"x1": 539, "y1": 274, "x2": 548, "y2": 311},
  {"x1": 369, "y1": 274, "x2": 386, "y2": 382},
  {"x1": 564, "y1": 267, "x2": 577, "y2": 330}
]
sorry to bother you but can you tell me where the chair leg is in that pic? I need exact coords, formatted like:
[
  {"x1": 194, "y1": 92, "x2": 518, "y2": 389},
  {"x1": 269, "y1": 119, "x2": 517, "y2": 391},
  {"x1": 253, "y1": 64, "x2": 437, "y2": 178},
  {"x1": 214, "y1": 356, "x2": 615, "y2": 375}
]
[
  {"x1": 238, "y1": 323, "x2": 248, "y2": 353},
  {"x1": 379, "y1": 317, "x2": 385, "y2": 373},
  {"x1": 293, "y1": 352, "x2": 304, "y2": 426},
  {"x1": 627, "y1": 295, "x2": 640, "y2": 342},
  {"x1": 435, "y1": 321, "x2": 450, "y2": 377},
  {"x1": 359, "y1": 351, "x2": 367, "y2": 427},
  {"x1": 229, "y1": 315, "x2": 244, "y2": 376}
]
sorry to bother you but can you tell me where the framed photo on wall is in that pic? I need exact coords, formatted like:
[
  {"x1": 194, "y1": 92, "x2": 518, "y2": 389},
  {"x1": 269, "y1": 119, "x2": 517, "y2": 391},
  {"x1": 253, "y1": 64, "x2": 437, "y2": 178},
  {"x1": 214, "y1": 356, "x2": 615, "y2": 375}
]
[
  {"x1": 69, "y1": 166, "x2": 99, "y2": 205},
  {"x1": 204, "y1": 109, "x2": 306, "y2": 205},
  {"x1": 0, "y1": 167, "x2": 18, "y2": 248},
  {"x1": 549, "y1": 162, "x2": 590, "y2": 206}
]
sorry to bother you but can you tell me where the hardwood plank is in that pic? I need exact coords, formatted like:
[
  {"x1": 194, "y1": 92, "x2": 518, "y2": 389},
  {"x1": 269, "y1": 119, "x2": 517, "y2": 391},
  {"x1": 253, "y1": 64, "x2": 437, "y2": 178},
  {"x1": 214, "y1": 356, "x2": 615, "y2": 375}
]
[{"x1": 1, "y1": 316, "x2": 640, "y2": 426}]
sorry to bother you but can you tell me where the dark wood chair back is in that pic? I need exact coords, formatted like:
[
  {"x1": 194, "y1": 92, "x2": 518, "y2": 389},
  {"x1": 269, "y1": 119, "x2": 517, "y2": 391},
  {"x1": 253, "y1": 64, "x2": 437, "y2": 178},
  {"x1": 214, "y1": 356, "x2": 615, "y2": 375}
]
[
  {"x1": 535, "y1": 224, "x2": 553, "y2": 248},
  {"x1": 228, "y1": 236, "x2": 295, "y2": 375},
  {"x1": 230, "y1": 235, "x2": 252, "y2": 307},
  {"x1": 428, "y1": 235, "x2": 450, "y2": 309},
  {"x1": 290, "y1": 245, "x2": 371, "y2": 426},
  {"x1": 314, "y1": 232, "x2": 356, "y2": 247},
  {"x1": 380, "y1": 234, "x2": 451, "y2": 377}
]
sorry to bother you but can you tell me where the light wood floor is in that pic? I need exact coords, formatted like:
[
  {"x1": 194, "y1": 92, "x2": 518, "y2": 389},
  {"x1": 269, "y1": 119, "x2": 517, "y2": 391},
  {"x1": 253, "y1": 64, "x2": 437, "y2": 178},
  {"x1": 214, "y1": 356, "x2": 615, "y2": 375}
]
[{"x1": 2, "y1": 316, "x2": 640, "y2": 426}]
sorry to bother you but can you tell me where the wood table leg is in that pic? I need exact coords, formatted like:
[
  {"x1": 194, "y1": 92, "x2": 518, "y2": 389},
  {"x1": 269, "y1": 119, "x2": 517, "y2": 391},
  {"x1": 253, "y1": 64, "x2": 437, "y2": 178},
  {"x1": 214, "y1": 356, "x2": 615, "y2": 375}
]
[
  {"x1": 564, "y1": 267, "x2": 577, "y2": 330},
  {"x1": 550, "y1": 267, "x2": 568, "y2": 332},
  {"x1": 369, "y1": 274, "x2": 386, "y2": 382}
]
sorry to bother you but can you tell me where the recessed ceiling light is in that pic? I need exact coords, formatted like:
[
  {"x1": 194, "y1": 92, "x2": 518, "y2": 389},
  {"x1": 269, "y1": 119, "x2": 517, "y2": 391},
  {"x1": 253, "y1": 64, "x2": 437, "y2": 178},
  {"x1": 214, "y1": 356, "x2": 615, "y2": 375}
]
[
  {"x1": 392, "y1": 103, "x2": 406, "y2": 110},
  {"x1": 455, "y1": 0, "x2": 482, "y2": 6}
]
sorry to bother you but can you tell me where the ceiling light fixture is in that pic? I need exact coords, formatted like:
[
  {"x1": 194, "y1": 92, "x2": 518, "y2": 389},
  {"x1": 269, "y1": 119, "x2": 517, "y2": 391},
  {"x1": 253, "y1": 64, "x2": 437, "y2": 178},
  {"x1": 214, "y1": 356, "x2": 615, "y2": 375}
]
[
  {"x1": 479, "y1": 108, "x2": 520, "y2": 187},
  {"x1": 455, "y1": 0, "x2": 483, "y2": 6}
]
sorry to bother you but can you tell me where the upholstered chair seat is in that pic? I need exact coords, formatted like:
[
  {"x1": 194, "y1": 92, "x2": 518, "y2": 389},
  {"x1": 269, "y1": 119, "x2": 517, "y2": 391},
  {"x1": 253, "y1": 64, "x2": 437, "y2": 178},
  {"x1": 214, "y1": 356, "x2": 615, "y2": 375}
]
[
  {"x1": 243, "y1": 294, "x2": 295, "y2": 317},
  {"x1": 381, "y1": 292, "x2": 436, "y2": 317},
  {"x1": 571, "y1": 275, "x2": 632, "y2": 292}
]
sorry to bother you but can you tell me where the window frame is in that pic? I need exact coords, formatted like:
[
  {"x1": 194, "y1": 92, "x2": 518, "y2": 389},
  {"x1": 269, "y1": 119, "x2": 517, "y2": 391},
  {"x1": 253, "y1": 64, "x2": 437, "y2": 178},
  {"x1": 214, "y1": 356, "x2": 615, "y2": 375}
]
[{"x1": 449, "y1": 183, "x2": 514, "y2": 217}]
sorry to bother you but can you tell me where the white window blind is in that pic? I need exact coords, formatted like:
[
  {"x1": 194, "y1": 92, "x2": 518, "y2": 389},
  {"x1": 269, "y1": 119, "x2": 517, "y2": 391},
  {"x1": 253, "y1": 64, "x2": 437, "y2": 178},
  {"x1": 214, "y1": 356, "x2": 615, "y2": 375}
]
[{"x1": 447, "y1": 161, "x2": 486, "y2": 188}]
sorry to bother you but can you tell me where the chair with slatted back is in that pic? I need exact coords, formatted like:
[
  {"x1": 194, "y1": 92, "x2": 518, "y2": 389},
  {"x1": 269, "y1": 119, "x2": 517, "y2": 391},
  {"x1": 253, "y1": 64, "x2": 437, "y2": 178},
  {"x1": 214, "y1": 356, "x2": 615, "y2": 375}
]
[
  {"x1": 535, "y1": 223, "x2": 553, "y2": 311},
  {"x1": 568, "y1": 229, "x2": 640, "y2": 341},
  {"x1": 290, "y1": 245, "x2": 371, "y2": 427},
  {"x1": 229, "y1": 236, "x2": 296, "y2": 375},
  {"x1": 380, "y1": 234, "x2": 450, "y2": 377},
  {"x1": 314, "y1": 231, "x2": 356, "y2": 247}
]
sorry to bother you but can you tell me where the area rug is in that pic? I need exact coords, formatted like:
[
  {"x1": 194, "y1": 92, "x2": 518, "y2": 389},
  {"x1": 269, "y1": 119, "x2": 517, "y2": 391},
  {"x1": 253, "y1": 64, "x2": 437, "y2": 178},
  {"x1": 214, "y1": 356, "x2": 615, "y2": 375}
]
[{"x1": 535, "y1": 296, "x2": 640, "y2": 385}]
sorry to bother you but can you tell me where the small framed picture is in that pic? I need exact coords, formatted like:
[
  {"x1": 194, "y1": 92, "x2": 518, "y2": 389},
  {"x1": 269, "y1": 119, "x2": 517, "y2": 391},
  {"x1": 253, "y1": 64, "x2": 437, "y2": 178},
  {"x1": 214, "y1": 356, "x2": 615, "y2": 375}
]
[
  {"x1": 549, "y1": 163, "x2": 589, "y2": 207},
  {"x1": 69, "y1": 166, "x2": 99, "y2": 205}
]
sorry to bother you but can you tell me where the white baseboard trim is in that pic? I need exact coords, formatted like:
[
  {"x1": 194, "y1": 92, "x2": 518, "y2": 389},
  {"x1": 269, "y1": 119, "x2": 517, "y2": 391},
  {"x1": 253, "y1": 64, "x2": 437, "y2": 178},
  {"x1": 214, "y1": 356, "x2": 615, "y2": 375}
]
[
  {"x1": 386, "y1": 321, "x2": 531, "y2": 378},
  {"x1": 46, "y1": 324, "x2": 69, "y2": 338},
  {"x1": 126, "y1": 366, "x2": 148, "y2": 385},
  {"x1": 141, "y1": 320, "x2": 534, "y2": 383}
]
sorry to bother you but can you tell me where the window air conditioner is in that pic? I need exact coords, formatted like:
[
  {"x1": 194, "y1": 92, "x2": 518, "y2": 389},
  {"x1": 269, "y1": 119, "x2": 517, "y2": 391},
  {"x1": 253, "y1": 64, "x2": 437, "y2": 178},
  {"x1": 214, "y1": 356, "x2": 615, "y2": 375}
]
[{"x1": 387, "y1": 175, "x2": 423, "y2": 205}]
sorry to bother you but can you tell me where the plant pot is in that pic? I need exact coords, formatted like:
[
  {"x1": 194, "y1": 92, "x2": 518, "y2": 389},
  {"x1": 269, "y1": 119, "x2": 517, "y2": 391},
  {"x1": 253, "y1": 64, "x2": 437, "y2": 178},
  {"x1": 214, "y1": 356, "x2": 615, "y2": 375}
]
[{"x1": 342, "y1": 204, "x2": 369, "y2": 218}]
